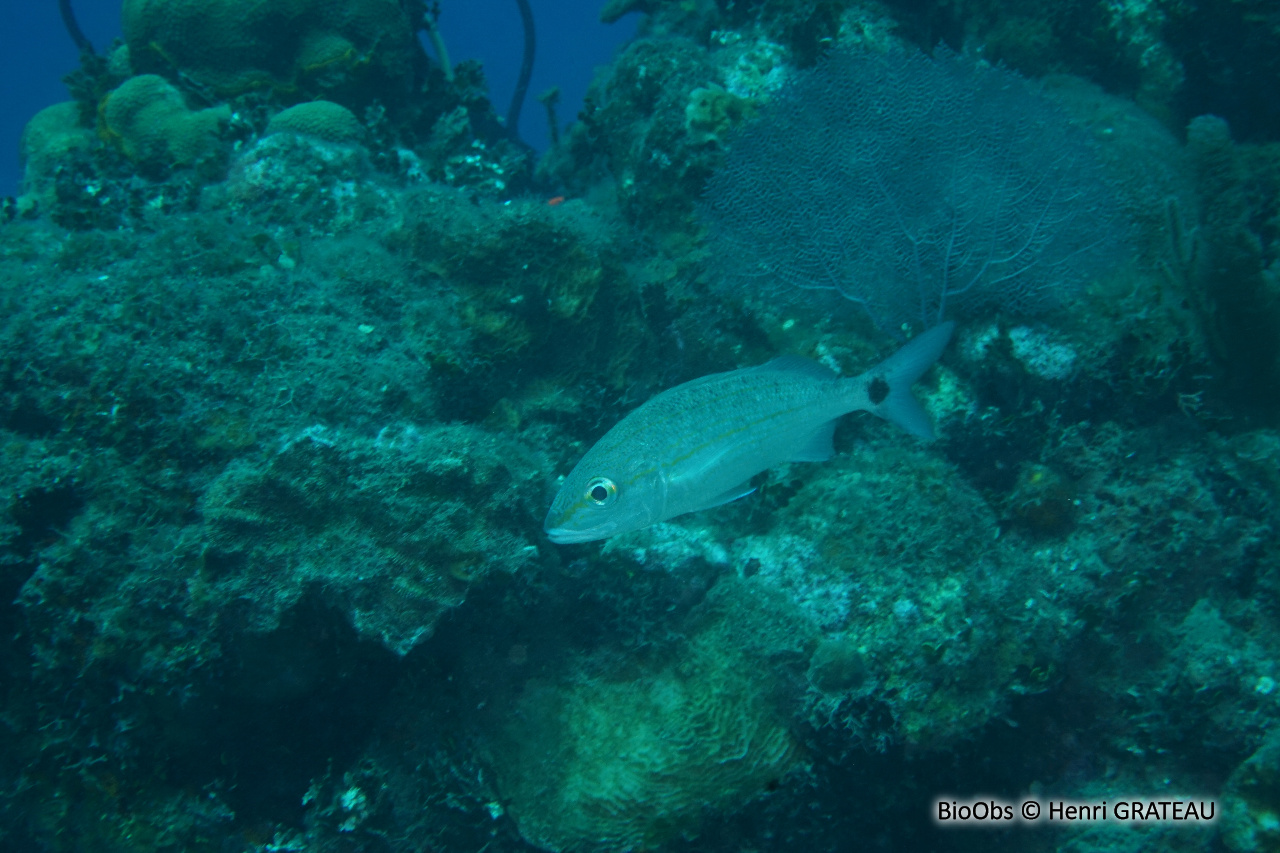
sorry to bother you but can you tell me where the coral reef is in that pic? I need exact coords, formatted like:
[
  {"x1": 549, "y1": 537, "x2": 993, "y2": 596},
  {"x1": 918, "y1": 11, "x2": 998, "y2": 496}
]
[
  {"x1": 17, "y1": 102, "x2": 97, "y2": 211},
  {"x1": 2, "y1": 0, "x2": 1280, "y2": 851},
  {"x1": 1184, "y1": 115, "x2": 1280, "y2": 415},
  {"x1": 100, "y1": 73, "x2": 231, "y2": 170},
  {"x1": 199, "y1": 423, "x2": 546, "y2": 655},
  {"x1": 495, "y1": 633, "x2": 799, "y2": 851},
  {"x1": 264, "y1": 100, "x2": 364, "y2": 144},
  {"x1": 216, "y1": 122, "x2": 389, "y2": 232},
  {"x1": 541, "y1": 34, "x2": 787, "y2": 235},
  {"x1": 121, "y1": 0, "x2": 417, "y2": 106},
  {"x1": 1222, "y1": 727, "x2": 1280, "y2": 852}
]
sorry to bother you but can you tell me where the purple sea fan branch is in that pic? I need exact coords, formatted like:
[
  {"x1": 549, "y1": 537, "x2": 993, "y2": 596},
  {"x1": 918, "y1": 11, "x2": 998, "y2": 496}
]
[{"x1": 701, "y1": 47, "x2": 1129, "y2": 331}]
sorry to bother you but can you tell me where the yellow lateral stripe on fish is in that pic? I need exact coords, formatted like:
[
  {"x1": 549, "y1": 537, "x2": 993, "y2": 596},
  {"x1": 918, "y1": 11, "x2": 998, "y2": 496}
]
[
  {"x1": 545, "y1": 322, "x2": 954, "y2": 544},
  {"x1": 637, "y1": 391, "x2": 820, "y2": 469},
  {"x1": 559, "y1": 393, "x2": 820, "y2": 519}
]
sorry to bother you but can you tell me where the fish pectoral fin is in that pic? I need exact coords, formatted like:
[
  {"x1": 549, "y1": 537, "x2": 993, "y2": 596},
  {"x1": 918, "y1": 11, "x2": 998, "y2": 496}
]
[
  {"x1": 788, "y1": 419, "x2": 838, "y2": 462},
  {"x1": 695, "y1": 481, "x2": 757, "y2": 511}
]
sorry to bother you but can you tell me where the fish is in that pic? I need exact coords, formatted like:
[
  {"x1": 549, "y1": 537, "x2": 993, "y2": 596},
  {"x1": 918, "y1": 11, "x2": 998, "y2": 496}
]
[{"x1": 544, "y1": 321, "x2": 955, "y2": 544}]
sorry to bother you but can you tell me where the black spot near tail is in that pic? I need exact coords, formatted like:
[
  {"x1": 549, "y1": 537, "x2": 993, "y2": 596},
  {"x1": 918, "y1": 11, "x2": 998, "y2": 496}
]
[{"x1": 868, "y1": 375, "x2": 890, "y2": 405}]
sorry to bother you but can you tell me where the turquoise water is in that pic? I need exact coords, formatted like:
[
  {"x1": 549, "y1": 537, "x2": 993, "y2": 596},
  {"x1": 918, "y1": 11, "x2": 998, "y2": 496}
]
[{"x1": 2, "y1": 1, "x2": 1278, "y2": 850}]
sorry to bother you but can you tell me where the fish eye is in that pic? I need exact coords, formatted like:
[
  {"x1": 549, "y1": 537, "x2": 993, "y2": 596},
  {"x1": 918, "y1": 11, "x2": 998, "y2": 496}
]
[{"x1": 585, "y1": 477, "x2": 617, "y2": 505}]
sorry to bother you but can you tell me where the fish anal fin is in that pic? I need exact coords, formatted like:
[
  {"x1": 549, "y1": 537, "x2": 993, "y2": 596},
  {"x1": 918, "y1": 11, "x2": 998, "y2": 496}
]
[{"x1": 789, "y1": 419, "x2": 838, "y2": 462}]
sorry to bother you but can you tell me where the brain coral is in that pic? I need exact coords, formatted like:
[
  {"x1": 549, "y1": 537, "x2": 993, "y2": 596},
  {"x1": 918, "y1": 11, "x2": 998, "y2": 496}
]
[
  {"x1": 198, "y1": 423, "x2": 544, "y2": 655},
  {"x1": 122, "y1": 0, "x2": 415, "y2": 104},
  {"x1": 101, "y1": 74, "x2": 230, "y2": 168},
  {"x1": 265, "y1": 100, "x2": 364, "y2": 143},
  {"x1": 495, "y1": 633, "x2": 799, "y2": 851},
  {"x1": 19, "y1": 102, "x2": 96, "y2": 199}
]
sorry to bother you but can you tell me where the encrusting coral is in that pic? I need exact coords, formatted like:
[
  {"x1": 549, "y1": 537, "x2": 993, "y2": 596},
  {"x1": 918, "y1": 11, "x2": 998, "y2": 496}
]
[
  {"x1": 4, "y1": 0, "x2": 1280, "y2": 850},
  {"x1": 198, "y1": 423, "x2": 545, "y2": 655}
]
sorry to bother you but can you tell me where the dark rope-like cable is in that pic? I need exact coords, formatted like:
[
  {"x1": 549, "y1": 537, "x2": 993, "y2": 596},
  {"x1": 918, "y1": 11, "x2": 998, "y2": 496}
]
[
  {"x1": 507, "y1": 0, "x2": 535, "y2": 139},
  {"x1": 58, "y1": 0, "x2": 95, "y2": 55}
]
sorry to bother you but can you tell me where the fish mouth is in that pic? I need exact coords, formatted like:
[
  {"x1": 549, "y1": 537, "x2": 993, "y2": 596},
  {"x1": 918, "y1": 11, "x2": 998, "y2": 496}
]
[{"x1": 545, "y1": 523, "x2": 615, "y2": 545}]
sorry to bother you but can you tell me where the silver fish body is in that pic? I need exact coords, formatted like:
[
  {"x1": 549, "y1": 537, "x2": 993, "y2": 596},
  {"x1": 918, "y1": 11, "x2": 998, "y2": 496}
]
[{"x1": 545, "y1": 322, "x2": 954, "y2": 544}]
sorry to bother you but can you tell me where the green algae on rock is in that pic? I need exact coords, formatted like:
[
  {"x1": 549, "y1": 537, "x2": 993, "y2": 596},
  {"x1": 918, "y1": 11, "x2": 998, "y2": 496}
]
[{"x1": 199, "y1": 423, "x2": 545, "y2": 655}]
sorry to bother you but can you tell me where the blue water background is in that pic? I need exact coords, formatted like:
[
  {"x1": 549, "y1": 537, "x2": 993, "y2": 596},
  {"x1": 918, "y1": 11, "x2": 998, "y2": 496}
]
[{"x1": 0, "y1": 0, "x2": 637, "y2": 197}]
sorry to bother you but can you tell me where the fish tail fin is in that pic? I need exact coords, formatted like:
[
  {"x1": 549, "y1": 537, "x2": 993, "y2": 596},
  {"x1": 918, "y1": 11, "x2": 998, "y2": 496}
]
[{"x1": 855, "y1": 321, "x2": 955, "y2": 441}]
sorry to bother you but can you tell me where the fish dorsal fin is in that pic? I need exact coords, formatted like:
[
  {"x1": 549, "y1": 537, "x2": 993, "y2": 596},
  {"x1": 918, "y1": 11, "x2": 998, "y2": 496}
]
[
  {"x1": 750, "y1": 355, "x2": 839, "y2": 380},
  {"x1": 790, "y1": 420, "x2": 837, "y2": 462}
]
